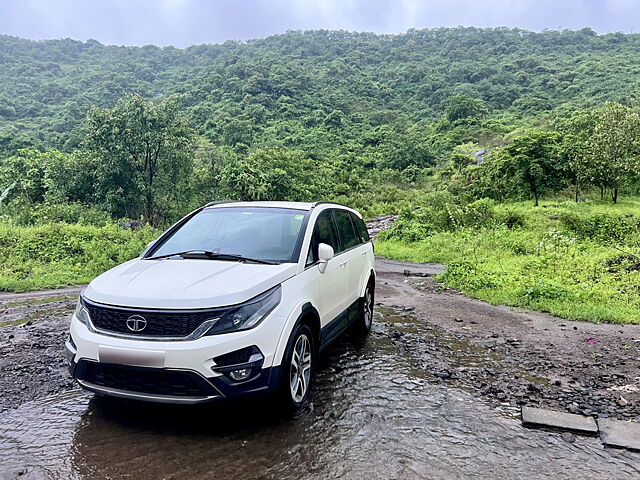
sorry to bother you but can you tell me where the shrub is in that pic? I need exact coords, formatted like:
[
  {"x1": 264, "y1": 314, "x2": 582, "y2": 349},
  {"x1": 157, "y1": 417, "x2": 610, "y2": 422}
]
[
  {"x1": 559, "y1": 211, "x2": 639, "y2": 243},
  {"x1": 0, "y1": 222, "x2": 158, "y2": 291}
]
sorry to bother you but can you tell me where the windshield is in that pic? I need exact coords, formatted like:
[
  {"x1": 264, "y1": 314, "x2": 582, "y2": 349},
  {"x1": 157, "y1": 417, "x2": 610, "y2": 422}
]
[{"x1": 148, "y1": 207, "x2": 308, "y2": 263}]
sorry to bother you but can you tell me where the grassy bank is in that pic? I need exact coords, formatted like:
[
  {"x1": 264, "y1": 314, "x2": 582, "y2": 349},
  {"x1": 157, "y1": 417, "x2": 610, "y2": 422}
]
[
  {"x1": 0, "y1": 223, "x2": 157, "y2": 292},
  {"x1": 376, "y1": 197, "x2": 640, "y2": 324}
]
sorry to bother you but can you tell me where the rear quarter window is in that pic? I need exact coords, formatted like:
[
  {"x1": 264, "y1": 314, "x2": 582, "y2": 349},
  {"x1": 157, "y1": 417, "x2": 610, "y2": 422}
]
[
  {"x1": 351, "y1": 212, "x2": 370, "y2": 243},
  {"x1": 334, "y1": 209, "x2": 360, "y2": 251}
]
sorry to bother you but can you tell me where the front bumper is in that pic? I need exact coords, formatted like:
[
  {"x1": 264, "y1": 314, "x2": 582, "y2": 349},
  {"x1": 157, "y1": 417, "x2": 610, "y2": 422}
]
[{"x1": 66, "y1": 312, "x2": 286, "y2": 404}]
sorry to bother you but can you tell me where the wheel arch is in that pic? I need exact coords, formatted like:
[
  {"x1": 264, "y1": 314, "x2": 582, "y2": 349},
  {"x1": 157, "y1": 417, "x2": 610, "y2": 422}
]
[
  {"x1": 360, "y1": 269, "x2": 376, "y2": 298},
  {"x1": 273, "y1": 301, "x2": 321, "y2": 367}
]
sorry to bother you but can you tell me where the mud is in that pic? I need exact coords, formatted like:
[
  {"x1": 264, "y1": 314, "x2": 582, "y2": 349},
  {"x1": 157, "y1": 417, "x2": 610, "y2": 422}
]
[
  {"x1": 1, "y1": 311, "x2": 639, "y2": 479},
  {"x1": 0, "y1": 288, "x2": 78, "y2": 412}
]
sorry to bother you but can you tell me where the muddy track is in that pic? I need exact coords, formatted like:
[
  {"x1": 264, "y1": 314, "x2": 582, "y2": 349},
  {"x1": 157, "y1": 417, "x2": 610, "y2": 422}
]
[{"x1": 1, "y1": 261, "x2": 639, "y2": 420}]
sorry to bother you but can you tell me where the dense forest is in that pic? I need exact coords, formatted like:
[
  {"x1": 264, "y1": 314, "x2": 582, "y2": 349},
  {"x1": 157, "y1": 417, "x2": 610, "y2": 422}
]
[
  {"x1": 1, "y1": 27, "x2": 640, "y2": 323},
  {"x1": 1, "y1": 27, "x2": 640, "y2": 223}
]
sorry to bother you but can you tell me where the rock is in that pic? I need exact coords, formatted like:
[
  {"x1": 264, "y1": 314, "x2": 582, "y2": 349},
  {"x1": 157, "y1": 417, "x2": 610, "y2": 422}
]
[
  {"x1": 434, "y1": 371, "x2": 451, "y2": 379},
  {"x1": 598, "y1": 418, "x2": 640, "y2": 451},
  {"x1": 521, "y1": 406, "x2": 598, "y2": 435},
  {"x1": 561, "y1": 432, "x2": 576, "y2": 443},
  {"x1": 454, "y1": 318, "x2": 464, "y2": 323},
  {"x1": 617, "y1": 397, "x2": 629, "y2": 407}
]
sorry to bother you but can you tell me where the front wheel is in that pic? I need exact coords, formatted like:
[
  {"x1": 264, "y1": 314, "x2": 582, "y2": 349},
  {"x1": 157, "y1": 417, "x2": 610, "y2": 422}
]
[
  {"x1": 278, "y1": 323, "x2": 315, "y2": 411},
  {"x1": 352, "y1": 282, "x2": 374, "y2": 335}
]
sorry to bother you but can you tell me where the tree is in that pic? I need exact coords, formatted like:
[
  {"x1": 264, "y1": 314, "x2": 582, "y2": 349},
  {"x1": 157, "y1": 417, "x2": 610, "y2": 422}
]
[
  {"x1": 445, "y1": 94, "x2": 488, "y2": 123},
  {"x1": 502, "y1": 131, "x2": 566, "y2": 206},
  {"x1": 219, "y1": 147, "x2": 328, "y2": 201},
  {"x1": 586, "y1": 102, "x2": 640, "y2": 203},
  {"x1": 85, "y1": 94, "x2": 194, "y2": 224},
  {"x1": 556, "y1": 109, "x2": 596, "y2": 202}
]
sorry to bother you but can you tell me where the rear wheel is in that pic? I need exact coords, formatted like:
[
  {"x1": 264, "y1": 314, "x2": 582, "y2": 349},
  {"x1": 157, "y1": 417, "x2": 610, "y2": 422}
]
[
  {"x1": 353, "y1": 281, "x2": 374, "y2": 335},
  {"x1": 278, "y1": 323, "x2": 315, "y2": 411}
]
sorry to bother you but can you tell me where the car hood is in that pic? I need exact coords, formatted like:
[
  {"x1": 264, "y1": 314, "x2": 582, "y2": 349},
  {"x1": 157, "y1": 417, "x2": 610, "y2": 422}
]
[{"x1": 83, "y1": 258, "x2": 297, "y2": 309}]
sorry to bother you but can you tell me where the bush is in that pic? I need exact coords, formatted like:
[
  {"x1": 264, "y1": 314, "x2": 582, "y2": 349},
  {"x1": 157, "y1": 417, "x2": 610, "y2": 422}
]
[
  {"x1": 0, "y1": 222, "x2": 158, "y2": 291},
  {"x1": 3, "y1": 202, "x2": 113, "y2": 227},
  {"x1": 379, "y1": 195, "x2": 524, "y2": 242},
  {"x1": 559, "y1": 211, "x2": 639, "y2": 243}
]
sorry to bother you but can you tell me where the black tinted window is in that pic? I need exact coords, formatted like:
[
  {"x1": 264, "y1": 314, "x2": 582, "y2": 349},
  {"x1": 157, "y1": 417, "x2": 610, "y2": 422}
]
[
  {"x1": 334, "y1": 210, "x2": 359, "y2": 252},
  {"x1": 351, "y1": 212, "x2": 370, "y2": 242},
  {"x1": 306, "y1": 211, "x2": 339, "y2": 265}
]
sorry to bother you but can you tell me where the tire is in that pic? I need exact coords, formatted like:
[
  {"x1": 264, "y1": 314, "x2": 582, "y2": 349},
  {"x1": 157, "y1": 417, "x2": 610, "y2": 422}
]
[
  {"x1": 277, "y1": 323, "x2": 315, "y2": 411},
  {"x1": 352, "y1": 281, "x2": 374, "y2": 335}
]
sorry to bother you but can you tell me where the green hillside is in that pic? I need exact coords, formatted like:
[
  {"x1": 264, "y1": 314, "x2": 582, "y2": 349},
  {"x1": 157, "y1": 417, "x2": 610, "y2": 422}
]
[{"x1": 2, "y1": 27, "x2": 640, "y2": 157}]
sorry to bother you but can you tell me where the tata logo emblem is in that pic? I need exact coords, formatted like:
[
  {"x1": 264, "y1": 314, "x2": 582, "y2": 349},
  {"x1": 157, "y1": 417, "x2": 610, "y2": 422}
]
[{"x1": 126, "y1": 314, "x2": 147, "y2": 332}]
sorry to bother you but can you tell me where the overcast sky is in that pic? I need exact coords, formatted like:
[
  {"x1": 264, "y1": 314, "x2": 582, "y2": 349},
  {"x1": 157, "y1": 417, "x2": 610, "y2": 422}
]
[{"x1": 1, "y1": 0, "x2": 638, "y2": 47}]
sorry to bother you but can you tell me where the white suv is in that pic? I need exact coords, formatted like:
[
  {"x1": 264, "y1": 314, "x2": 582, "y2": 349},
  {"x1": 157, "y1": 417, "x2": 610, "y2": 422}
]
[{"x1": 66, "y1": 201, "x2": 375, "y2": 409}]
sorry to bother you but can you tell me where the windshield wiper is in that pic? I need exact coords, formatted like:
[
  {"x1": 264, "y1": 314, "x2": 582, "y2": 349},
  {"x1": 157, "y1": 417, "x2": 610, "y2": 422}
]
[{"x1": 146, "y1": 250, "x2": 277, "y2": 264}]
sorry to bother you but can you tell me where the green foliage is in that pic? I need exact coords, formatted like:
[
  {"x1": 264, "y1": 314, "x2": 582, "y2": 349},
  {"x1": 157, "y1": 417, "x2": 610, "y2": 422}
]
[
  {"x1": 445, "y1": 94, "x2": 488, "y2": 123},
  {"x1": 377, "y1": 199, "x2": 640, "y2": 324},
  {"x1": 0, "y1": 223, "x2": 157, "y2": 292},
  {"x1": 379, "y1": 192, "x2": 521, "y2": 241},
  {"x1": 585, "y1": 102, "x2": 640, "y2": 203},
  {"x1": 0, "y1": 148, "x2": 97, "y2": 216},
  {"x1": 559, "y1": 211, "x2": 639, "y2": 243}
]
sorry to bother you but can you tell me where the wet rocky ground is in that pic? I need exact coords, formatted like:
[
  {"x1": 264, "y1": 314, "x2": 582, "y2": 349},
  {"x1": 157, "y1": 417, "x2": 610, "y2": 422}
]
[
  {"x1": 0, "y1": 288, "x2": 78, "y2": 412},
  {"x1": 1, "y1": 254, "x2": 640, "y2": 478},
  {"x1": 376, "y1": 259, "x2": 640, "y2": 422},
  {"x1": 1, "y1": 307, "x2": 639, "y2": 479}
]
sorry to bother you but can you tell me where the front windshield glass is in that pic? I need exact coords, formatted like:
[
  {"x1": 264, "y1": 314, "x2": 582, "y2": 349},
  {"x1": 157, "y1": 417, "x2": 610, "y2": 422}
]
[{"x1": 149, "y1": 207, "x2": 307, "y2": 263}]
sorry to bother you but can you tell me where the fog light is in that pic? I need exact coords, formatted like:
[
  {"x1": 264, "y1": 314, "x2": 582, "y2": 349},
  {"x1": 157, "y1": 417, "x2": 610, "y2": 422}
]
[
  {"x1": 212, "y1": 351, "x2": 264, "y2": 383},
  {"x1": 229, "y1": 368, "x2": 252, "y2": 381}
]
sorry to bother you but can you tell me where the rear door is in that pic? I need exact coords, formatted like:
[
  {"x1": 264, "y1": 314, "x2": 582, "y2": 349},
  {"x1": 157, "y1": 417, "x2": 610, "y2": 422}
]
[
  {"x1": 306, "y1": 210, "x2": 350, "y2": 327},
  {"x1": 349, "y1": 211, "x2": 371, "y2": 295},
  {"x1": 332, "y1": 209, "x2": 363, "y2": 307}
]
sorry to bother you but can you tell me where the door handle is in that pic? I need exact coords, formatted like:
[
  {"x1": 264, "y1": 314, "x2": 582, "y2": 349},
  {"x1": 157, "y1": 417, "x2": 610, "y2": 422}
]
[
  {"x1": 339, "y1": 260, "x2": 347, "y2": 267},
  {"x1": 361, "y1": 251, "x2": 367, "y2": 256}
]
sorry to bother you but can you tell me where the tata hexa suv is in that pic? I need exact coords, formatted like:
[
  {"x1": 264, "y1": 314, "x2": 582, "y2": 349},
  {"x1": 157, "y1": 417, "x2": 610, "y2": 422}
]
[{"x1": 66, "y1": 201, "x2": 375, "y2": 409}]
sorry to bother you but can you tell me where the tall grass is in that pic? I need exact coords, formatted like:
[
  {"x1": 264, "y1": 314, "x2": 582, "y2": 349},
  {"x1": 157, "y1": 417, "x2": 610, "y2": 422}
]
[
  {"x1": 376, "y1": 197, "x2": 640, "y2": 324},
  {"x1": 0, "y1": 223, "x2": 158, "y2": 292}
]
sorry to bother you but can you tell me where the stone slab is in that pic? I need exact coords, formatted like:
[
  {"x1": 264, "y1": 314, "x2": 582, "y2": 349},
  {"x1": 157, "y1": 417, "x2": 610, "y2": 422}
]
[
  {"x1": 597, "y1": 418, "x2": 640, "y2": 451},
  {"x1": 521, "y1": 406, "x2": 598, "y2": 435}
]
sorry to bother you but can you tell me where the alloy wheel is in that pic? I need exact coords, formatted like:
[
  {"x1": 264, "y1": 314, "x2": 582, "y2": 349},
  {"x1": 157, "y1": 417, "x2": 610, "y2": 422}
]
[
  {"x1": 289, "y1": 333, "x2": 312, "y2": 403},
  {"x1": 364, "y1": 286, "x2": 374, "y2": 330}
]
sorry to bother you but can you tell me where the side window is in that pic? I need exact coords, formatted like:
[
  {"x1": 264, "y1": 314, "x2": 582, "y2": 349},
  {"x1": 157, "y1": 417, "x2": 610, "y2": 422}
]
[
  {"x1": 306, "y1": 211, "x2": 339, "y2": 266},
  {"x1": 351, "y1": 212, "x2": 370, "y2": 243},
  {"x1": 334, "y1": 210, "x2": 359, "y2": 252}
]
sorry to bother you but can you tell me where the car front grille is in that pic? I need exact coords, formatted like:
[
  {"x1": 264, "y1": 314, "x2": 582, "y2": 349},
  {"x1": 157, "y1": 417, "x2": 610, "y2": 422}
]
[
  {"x1": 77, "y1": 361, "x2": 218, "y2": 398},
  {"x1": 84, "y1": 300, "x2": 225, "y2": 338}
]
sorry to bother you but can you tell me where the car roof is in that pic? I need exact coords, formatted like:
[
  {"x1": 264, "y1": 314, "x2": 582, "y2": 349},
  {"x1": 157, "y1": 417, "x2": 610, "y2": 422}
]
[{"x1": 204, "y1": 201, "x2": 354, "y2": 212}]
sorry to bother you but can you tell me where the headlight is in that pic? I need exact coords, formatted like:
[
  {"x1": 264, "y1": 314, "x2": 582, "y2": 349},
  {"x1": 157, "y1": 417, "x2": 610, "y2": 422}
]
[
  {"x1": 205, "y1": 285, "x2": 281, "y2": 336},
  {"x1": 74, "y1": 297, "x2": 91, "y2": 326}
]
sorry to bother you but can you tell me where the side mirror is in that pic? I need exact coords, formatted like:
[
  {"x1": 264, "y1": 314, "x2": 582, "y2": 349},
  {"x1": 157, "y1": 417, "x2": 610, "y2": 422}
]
[{"x1": 317, "y1": 243, "x2": 334, "y2": 274}]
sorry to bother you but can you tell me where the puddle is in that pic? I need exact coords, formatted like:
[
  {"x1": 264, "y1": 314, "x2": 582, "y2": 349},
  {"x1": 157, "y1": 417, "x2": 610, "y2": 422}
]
[{"x1": 1, "y1": 311, "x2": 639, "y2": 479}]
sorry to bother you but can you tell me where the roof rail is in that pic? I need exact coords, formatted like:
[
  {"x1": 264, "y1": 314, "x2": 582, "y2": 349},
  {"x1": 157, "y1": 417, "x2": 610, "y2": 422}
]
[
  {"x1": 204, "y1": 200, "x2": 239, "y2": 208},
  {"x1": 311, "y1": 201, "x2": 349, "y2": 209}
]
